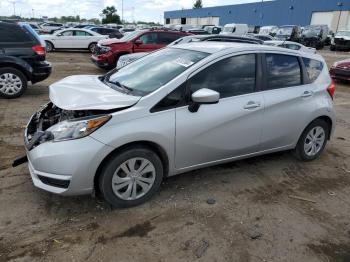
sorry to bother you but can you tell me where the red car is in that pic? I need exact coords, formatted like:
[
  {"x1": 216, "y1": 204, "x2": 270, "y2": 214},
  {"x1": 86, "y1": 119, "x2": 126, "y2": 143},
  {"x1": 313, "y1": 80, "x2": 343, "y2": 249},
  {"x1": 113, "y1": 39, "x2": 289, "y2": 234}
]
[
  {"x1": 330, "y1": 58, "x2": 350, "y2": 81},
  {"x1": 91, "y1": 29, "x2": 190, "y2": 69}
]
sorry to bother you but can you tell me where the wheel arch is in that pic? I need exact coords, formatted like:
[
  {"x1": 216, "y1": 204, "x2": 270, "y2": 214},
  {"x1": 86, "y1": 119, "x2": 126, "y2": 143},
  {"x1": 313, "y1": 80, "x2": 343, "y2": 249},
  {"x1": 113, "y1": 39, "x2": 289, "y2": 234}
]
[
  {"x1": 0, "y1": 62, "x2": 32, "y2": 81},
  {"x1": 301, "y1": 115, "x2": 333, "y2": 141},
  {"x1": 93, "y1": 140, "x2": 169, "y2": 195},
  {"x1": 45, "y1": 40, "x2": 54, "y2": 48}
]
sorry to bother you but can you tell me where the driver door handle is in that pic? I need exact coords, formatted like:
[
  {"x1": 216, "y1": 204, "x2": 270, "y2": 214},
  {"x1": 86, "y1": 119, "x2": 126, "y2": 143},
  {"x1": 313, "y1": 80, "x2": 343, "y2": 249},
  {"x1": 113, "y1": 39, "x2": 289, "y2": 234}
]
[{"x1": 244, "y1": 101, "x2": 261, "y2": 110}]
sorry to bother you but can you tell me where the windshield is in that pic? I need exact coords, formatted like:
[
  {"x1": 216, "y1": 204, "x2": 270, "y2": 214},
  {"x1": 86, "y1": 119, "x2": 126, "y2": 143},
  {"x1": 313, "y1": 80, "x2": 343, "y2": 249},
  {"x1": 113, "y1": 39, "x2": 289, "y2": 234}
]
[
  {"x1": 302, "y1": 27, "x2": 321, "y2": 36},
  {"x1": 105, "y1": 48, "x2": 209, "y2": 95},
  {"x1": 336, "y1": 31, "x2": 350, "y2": 37},
  {"x1": 277, "y1": 27, "x2": 293, "y2": 36},
  {"x1": 120, "y1": 30, "x2": 142, "y2": 41}
]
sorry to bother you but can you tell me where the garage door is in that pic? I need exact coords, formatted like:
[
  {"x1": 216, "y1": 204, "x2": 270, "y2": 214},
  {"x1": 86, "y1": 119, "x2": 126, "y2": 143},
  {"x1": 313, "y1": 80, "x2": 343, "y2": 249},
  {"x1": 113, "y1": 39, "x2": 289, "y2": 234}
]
[{"x1": 311, "y1": 12, "x2": 333, "y2": 28}]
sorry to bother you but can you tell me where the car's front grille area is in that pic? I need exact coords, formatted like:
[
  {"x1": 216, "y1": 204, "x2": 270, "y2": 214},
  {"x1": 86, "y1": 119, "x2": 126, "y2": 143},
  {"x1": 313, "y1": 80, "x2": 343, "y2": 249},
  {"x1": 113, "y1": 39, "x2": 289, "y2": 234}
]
[{"x1": 37, "y1": 175, "x2": 70, "y2": 189}]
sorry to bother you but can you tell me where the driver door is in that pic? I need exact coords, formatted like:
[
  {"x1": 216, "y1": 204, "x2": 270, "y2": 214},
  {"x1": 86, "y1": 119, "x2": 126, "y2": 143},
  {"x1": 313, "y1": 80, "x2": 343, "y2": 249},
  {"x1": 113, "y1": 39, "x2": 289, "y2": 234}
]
[
  {"x1": 175, "y1": 53, "x2": 264, "y2": 169},
  {"x1": 53, "y1": 30, "x2": 74, "y2": 48}
]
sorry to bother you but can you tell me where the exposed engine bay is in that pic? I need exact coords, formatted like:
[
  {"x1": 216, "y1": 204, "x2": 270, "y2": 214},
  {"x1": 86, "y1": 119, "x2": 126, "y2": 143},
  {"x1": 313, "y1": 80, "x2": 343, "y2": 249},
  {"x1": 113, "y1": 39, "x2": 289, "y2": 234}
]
[{"x1": 25, "y1": 102, "x2": 122, "y2": 150}]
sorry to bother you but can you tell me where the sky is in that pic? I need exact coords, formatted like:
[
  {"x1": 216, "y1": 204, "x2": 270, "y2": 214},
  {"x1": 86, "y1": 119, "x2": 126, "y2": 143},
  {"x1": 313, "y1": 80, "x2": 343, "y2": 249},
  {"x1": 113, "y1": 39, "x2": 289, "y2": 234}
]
[{"x1": 0, "y1": 0, "x2": 264, "y2": 23}]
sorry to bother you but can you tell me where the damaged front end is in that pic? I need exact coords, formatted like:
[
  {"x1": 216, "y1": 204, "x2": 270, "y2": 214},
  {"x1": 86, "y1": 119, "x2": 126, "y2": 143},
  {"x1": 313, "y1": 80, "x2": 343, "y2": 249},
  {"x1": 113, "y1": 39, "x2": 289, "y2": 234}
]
[{"x1": 25, "y1": 102, "x2": 113, "y2": 151}]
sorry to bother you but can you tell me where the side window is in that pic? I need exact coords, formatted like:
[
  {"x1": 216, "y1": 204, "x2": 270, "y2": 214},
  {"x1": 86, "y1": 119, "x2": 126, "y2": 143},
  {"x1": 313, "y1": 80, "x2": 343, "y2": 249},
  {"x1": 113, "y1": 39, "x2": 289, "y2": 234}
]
[
  {"x1": 265, "y1": 54, "x2": 302, "y2": 90},
  {"x1": 62, "y1": 30, "x2": 73, "y2": 36},
  {"x1": 190, "y1": 54, "x2": 256, "y2": 99},
  {"x1": 303, "y1": 57, "x2": 323, "y2": 82},
  {"x1": 151, "y1": 83, "x2": 186, "y2": 112},
  {"x1": 0, "y1": 25, "x2": 32, "y2": 42},
  {"x1": 139, "y1": 33, "x2": 158, "y2": 44},
  {"x1": 159, "y1": 33, "x2": 181, "y2": 44},
  {"x1": 74, "y1": 31, "x2": 92, "y2": 36}
]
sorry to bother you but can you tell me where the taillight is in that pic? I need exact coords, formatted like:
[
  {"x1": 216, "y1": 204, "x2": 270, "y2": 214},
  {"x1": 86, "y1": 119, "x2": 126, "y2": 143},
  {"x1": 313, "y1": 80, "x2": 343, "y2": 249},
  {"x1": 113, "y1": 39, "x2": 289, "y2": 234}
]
[
  {"x1": 327, "y1": 79, "x2": 336, "y2": 99},
  {"x1": 32, "y1": 45, "x2": 46, "y2": 56}
]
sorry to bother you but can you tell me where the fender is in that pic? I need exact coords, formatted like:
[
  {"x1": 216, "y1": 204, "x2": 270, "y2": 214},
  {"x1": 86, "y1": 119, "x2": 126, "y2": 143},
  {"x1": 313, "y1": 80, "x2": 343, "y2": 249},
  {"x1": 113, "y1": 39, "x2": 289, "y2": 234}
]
[{"x1": 0, "y1": 56, "x2": 33, "y2": 80}]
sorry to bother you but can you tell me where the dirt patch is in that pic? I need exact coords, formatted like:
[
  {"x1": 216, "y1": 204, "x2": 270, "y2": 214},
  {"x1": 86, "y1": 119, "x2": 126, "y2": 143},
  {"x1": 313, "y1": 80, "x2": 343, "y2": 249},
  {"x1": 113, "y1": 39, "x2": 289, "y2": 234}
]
[{"x1": 308, "y1": 240, "x2": 350, "y2": 262}]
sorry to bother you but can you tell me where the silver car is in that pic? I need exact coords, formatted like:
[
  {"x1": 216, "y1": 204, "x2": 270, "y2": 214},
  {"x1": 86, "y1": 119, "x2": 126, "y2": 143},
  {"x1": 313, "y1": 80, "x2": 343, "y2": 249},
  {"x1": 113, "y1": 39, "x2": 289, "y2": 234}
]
[{"x1": 23, "y1": 42, "x2": 336, "y2": 207}]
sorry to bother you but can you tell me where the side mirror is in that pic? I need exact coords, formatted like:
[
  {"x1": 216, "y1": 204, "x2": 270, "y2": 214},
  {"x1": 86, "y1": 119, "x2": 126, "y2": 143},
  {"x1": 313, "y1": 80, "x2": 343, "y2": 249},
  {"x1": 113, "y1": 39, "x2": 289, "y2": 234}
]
[
  {"x1": 189, "y1": 88, "x2": 220, "y2": 113},
  {"x1": 332, "y1": 33, "x2": 335, "y2": 37},
  {"x1": 134, "y1": 39, "x2": 143, "y2": 45}
]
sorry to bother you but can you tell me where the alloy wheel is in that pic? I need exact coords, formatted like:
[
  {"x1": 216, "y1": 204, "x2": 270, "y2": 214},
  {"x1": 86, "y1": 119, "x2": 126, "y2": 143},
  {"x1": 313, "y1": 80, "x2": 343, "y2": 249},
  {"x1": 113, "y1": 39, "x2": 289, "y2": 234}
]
[{"x1": 304, "y1": 126, "x2": 326, "y2": 157}]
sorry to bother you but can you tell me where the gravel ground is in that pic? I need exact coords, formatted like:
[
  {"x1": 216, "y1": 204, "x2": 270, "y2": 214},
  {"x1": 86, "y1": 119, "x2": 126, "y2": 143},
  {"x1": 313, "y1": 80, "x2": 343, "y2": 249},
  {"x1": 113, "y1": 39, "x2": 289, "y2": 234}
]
[{"x1": 0, "y1": 49, "x2": 350, "y2": 262}]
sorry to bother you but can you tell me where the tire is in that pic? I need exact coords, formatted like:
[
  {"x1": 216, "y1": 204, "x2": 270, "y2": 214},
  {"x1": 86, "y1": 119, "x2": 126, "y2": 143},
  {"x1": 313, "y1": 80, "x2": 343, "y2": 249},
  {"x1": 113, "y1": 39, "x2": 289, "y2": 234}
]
[
  {"x1": 88, "y1": 42, "x2": 97, "y2": 53},
  {"x1": 45, "y1": 41, "x2": 54, "y2": 52},
  {"x1": 330, "y1": 45, "x2": 336, "y2": 51},
  {"x1": 99, "y1": 146, "x2": 164, "y2": 208},
  {"x1": 0, "y1": 67, "x2": 27, "y2": 99},
  {"x1": 293, "y1": 119, "x2": 330, "y2": 161}
]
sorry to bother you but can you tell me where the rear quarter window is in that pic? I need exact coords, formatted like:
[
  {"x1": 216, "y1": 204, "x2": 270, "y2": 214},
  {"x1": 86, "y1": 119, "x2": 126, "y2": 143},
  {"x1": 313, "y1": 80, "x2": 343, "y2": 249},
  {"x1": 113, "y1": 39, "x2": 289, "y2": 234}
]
[
  {"x1": 0, "y1": 24, "x2": 33, "y2": 42},
  {"x1": 302, "y1": 57, "x2": 323, "y2": 82}
]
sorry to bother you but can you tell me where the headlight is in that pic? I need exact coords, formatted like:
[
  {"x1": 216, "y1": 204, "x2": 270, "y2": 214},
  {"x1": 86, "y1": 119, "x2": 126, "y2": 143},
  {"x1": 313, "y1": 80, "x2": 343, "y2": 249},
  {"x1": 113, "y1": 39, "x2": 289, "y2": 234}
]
[
  {"x1": 331, "y1": 38, "x2": 335, "y2": 45},
  {"x1": 47, "y1": 115, "x2": 111, "y2": 142},
  {"x1": 100, "y1": 46, "x2": 111, "y2": 53},
  {"x1": 333, "y1": 61, "x2": 339, "y2": 67}
]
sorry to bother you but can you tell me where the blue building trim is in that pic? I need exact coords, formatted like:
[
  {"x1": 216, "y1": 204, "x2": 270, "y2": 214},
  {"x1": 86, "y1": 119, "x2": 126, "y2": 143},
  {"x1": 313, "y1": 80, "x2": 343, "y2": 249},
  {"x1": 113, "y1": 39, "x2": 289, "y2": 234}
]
[{"x1": 164, "y1": 0, "x2": 350, "y2": 26}]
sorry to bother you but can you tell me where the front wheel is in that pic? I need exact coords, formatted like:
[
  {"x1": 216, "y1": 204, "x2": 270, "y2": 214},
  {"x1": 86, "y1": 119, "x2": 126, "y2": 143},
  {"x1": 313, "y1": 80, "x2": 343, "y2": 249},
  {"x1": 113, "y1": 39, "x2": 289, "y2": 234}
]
[
  {"x1": 99, "y1": 146, "x2": 164, "y2": 208},
  {"x1": 0, "y1": 67, "x2": 27, "y2": 98},
  {"x1": 294, "y1": 119, "x2": 330, "y2": 161},
  {"x1": 88, "y1": 42, "x2": 97, "y2": 53},
  {"x1": 330, "y1": 45, "x2": 336, "y2": 51}
]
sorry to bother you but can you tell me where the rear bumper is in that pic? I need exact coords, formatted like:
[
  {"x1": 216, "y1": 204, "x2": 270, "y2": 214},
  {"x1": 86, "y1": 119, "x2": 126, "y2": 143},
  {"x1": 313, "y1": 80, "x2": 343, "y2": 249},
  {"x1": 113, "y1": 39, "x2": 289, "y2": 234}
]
[
  {"x1": 31, "y1": 61, "x2": 52, "y2": 83},
  {"x1": 330, "y1": 66, "x2": 350, "y2": 81}
]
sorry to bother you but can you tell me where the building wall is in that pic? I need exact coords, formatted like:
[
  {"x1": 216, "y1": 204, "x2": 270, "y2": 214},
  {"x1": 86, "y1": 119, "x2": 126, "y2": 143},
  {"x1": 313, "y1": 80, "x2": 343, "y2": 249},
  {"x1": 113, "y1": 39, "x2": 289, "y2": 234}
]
[{"x1": 164, "y1": 0, "x2": 350, "y2": 31}]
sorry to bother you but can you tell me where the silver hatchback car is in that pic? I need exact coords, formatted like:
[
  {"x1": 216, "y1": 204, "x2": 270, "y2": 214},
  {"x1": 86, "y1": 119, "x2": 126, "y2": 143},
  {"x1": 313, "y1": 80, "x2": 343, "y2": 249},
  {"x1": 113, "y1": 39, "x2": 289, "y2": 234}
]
[{"x1": 23, "y1": 42, "x2": 336, "y2": 207}]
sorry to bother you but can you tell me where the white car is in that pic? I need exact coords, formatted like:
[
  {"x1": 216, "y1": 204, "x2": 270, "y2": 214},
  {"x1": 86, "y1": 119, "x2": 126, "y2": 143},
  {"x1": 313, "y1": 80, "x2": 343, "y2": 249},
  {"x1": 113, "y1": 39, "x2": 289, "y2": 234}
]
[
  {"x1": 264, "y1": 40, "x2": 316, "y2": 54},
  {"x1": 40, "y1": 22, "x2": 64, "y2": 33},
  {"x1": 41, "y1": 28, "x2": 108, "y2": 53}
]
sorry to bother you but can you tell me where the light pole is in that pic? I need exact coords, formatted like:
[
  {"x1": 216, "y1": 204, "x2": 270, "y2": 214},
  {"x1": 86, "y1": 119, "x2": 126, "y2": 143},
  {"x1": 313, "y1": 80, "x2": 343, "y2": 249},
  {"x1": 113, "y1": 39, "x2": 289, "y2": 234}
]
[{"x1": 9, "y1": 0, "x2": 17, "y2": 16}]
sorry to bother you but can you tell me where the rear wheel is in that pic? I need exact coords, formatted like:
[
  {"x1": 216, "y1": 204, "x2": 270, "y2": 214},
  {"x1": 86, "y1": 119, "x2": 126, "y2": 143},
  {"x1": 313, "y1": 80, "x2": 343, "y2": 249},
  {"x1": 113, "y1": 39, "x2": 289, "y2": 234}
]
[
  {"x1": 294, "y1": 119, "x2": 330, "y2": 161},
  {"x1": 0, "y1": 67, "x2": 27, "y2": 98},
  {"x1": 45, "y1": 41, "x2": 54, "y2": 52},
  {"x1": 99, "y1": 146, "x2": 164, "y2": 208}
]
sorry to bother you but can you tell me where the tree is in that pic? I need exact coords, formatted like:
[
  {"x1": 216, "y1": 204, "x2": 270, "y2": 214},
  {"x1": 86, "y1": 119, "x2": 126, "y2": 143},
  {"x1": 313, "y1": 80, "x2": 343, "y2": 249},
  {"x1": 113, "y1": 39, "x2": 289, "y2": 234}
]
[
  {"x1": 193, "y1": 0, "x2": 203, "y2": 9},
  {"x1": 102, "y1": 6, "x2": 121, "y2": 24}
]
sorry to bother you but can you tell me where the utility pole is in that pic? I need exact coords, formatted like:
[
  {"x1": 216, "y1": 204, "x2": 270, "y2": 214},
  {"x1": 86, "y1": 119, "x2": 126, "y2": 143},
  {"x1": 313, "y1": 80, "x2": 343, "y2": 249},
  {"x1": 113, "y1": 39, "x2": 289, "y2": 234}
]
[
  {"x1": 32, "y1": 8, "x2": 34, "y2": 19},
  {"x1": 121, "y1": 0, "x2": 124, "y2": 24},
  {"x1": 9, "y1": 0, "x2": 17, "y2": 16}
]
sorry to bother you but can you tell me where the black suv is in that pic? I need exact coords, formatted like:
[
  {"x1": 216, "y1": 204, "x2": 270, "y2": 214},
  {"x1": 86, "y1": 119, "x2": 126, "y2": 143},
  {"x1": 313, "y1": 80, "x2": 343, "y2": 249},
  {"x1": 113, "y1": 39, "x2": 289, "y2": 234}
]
[{"x1": 0, "y1": 22, "x2": 52, "y2": 98}]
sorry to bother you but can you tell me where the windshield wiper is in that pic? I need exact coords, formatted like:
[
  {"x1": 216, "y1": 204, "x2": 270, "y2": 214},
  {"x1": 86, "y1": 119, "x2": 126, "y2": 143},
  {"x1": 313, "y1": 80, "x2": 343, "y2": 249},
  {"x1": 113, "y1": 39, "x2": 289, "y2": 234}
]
[{"x1": 104, "y1": 78, "x2": 133, "y2": 94}]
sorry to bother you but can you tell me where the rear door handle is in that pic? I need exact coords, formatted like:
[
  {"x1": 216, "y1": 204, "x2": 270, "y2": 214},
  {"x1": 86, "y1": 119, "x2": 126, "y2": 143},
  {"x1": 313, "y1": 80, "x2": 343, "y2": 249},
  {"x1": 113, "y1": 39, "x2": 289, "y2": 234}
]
[
  {"x1": 244, "y1": 101, "x2": 261, "y2": 110},
  {"x1": 301, "y1": 91, "x2": 313, "y2": 98}
]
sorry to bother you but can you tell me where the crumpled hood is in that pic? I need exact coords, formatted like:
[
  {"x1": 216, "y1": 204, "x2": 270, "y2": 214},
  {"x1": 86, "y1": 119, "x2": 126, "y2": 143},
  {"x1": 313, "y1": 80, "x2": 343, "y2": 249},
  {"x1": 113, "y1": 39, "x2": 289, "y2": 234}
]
[
  {"x1": 99, "y1": 38, "x2": 125, "y2": 46},
  {"x1": 49, "y1": 75, "x2": 141, "y2": 111}
]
